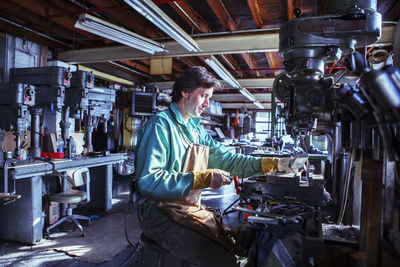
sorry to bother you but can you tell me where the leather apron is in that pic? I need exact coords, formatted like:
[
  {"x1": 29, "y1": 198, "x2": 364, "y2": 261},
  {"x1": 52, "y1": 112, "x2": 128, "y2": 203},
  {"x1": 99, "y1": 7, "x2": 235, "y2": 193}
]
[{"x1": 154, "y1": 111, "x2": 235, "y2": 254}]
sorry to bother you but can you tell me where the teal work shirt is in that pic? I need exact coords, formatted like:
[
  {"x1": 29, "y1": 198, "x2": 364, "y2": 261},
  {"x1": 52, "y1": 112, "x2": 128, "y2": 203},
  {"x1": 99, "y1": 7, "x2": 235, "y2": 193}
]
[{"x1": 135, "y1": 102, "x2": 263, "y2": 215}]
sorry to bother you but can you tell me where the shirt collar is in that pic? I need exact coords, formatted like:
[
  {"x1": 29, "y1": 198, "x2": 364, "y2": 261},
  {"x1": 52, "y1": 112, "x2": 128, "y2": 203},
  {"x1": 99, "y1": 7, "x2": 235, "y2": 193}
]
[{"x1": 170, "y1": 102, "x2": 201, "y2": 126}]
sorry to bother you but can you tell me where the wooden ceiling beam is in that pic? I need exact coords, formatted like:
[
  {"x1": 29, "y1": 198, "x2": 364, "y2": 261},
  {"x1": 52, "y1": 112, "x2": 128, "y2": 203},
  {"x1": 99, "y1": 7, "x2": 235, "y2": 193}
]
[
  {"x1": 206, "y1": 0, "x2": 261, "y2": 77},
  {"x1": 219, "y1": 54, "x2": 241, "y2": 73},
  {"x1": 7, "y1": 0, "x2": 101, "y2": 45},
  {"x1": 0, "y1": 0, "x2": 94, "y2": 48},
  {"x1": 265, "y1": 52, "x2": 277, "y2": 77},
  {"x1": 247, "y1": 0, "x2": 263, "y2": 28},
  {"x1": 0, "y1": 20, "x2": 70, "y2": 49},
  {"x1": 265, "y1": 52, "x2": 284, "y2": 77},
  {"x1": 205, "y1": 0, "x2": 237, "y2": 31},
  {"x1": 168, "y1": 0, "x2": 239, "y2": 79},
  {"x1": 118, "y1": 59, "x2": 150, "y2": 74},
  {"x1": 168, "y1": 0, "x2": 211, "y2": 33},
  {"x1": 287, "y1": 0, "x2": 295, "y2": 20},
  {"x1": 176, "y1": 56, "x2": 203, "y2": 68}
]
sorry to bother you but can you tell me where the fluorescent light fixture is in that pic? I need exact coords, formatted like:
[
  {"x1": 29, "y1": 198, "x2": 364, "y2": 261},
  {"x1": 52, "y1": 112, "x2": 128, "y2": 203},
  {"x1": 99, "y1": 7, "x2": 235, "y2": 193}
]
[
  {"x1": 205, "y1": 56, "x2": 240, "y2": 88},
  {"x1": 123, "y1": 0, "x2": 200, "y2": 52},
  {"x1": 239, "y1": 88, "x2": 256, "y2": 102},
  {"x1": 75, "y1": 13, "x2": 167, "y2": 54},
  {"x1": 253, "y1": 101, "x2": 264, "y2": 109},
  {"x1": 240, "y1": 88, "x2": 264, "y2": 109}
]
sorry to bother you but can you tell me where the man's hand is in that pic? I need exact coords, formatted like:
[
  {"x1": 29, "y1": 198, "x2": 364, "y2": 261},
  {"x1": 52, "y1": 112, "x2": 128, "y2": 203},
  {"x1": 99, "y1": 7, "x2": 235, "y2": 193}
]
[{"x1": 210, "y1": 169, "x2": 232, "y2": 190}]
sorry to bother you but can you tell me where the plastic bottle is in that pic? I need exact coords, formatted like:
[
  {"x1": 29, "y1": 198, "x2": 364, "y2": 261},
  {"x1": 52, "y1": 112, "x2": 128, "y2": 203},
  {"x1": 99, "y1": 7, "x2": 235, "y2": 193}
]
[
  {"x1": 56, "y1": 135, "x2": 64, "y2": 153},
  {"x1": 67, "y1": 136, "x2": 76, "y2": 158}
]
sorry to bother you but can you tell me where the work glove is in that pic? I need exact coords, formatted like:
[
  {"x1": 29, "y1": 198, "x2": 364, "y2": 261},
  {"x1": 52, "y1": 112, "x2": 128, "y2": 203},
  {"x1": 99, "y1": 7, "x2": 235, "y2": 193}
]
[
  {"x1": 261, "y1": 157, "x2": 279, "y2": 175},
  {"x1": 192, "y1": 169, "x2": 232, "y2": 190}
]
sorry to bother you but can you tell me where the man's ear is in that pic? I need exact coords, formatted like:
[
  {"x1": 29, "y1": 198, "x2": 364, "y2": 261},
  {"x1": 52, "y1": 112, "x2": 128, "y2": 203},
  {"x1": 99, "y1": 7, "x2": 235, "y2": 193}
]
[{"x1": 181, "y1": 90, "x2": 189, "y2": 98}]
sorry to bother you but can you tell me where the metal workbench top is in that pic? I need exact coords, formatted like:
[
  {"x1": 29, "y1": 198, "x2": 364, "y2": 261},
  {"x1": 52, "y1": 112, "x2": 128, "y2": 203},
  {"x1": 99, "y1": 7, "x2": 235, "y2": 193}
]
[{"x1": 8, "y1": 153, "x2": 126, "y2": 179}]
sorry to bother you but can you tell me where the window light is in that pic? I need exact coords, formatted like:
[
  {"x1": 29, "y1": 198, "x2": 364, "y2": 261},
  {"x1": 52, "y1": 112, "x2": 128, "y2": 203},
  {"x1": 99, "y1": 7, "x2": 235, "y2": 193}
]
[{"x1": 74, "y1": 13, "x2": 167, "y2": 54}]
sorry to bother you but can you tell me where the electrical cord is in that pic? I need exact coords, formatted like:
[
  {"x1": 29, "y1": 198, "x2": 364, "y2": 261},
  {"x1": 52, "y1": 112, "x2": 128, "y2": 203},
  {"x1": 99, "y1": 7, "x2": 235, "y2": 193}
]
[
  {"x1": 119, "y1": 179, "x2": 142, "y2": 267},
  {"x1": 119, "y1": 199, "x2": 140, "y2": 267},
  {"x1": 124, "y1": 199, "x2": 136, "y2": 247}
]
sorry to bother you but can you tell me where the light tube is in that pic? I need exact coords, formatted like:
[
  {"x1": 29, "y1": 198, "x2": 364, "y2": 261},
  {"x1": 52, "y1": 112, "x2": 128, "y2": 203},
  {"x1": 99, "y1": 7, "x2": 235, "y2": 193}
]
[
  {"x1": 253, "y1": 101, "x2": 264, "y2": 109},
  {"x1": 123, "y1": 0, "x2": 200, "y2": 52},
  {"x1": 75, "y1": 13, "x2": 167, "y2": 54},
  {"x1": 239, "y1": 88, "x2": 256, "y2": 102},
  {"x1": 240, "y1": 88, "x2": 264, "y2": 108},
  {"x1": 205, "y1": 56, "x2": 241, "y2": 88}
]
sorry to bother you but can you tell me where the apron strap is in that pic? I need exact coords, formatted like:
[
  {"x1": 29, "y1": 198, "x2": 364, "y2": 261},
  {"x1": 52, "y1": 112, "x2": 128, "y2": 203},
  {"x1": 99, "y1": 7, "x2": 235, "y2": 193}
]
[{"x1": 169, "y1": 108, "x2": 205, "y2": 145}]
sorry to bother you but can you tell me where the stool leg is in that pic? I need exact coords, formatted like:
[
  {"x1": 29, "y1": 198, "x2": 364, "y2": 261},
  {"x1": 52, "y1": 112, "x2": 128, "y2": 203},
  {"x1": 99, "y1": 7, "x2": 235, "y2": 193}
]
[
  {"x1": 70, "y1": 216, "x2": 85, "y2": 236},
  {"x1": 181, "y1": 259, "x2": 189, "y2": 267},
  {"x1": 73, "y1": 214, "x2": 92, "y2": 225},
  {"x1": 46, "y1": 216, "x2": 69, "y2": 237},
  {"x1": 158, "y1": 251, "x2": 164, "y2": 267}
]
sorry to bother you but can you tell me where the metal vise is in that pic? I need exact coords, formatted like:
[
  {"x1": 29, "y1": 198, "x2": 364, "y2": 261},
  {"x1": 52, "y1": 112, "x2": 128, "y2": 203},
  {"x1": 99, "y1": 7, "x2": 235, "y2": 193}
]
[{"x1": 241, "y1": 165, "x2": 325, "y2": 206}]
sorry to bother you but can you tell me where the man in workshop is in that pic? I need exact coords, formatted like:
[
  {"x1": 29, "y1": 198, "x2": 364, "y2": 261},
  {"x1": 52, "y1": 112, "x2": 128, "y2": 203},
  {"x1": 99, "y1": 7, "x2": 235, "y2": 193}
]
[{"x1": 135, "y1": 66, "x2": 293, "y2": 266}]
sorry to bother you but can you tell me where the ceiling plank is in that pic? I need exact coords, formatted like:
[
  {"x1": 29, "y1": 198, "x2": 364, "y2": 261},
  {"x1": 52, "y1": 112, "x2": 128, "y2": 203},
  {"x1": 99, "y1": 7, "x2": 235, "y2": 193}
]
[
  {"x1": 206, "y1": 0, "x2": 261, "y2": 77},
  {"x1": 118, "y1": 59, "x2": 150, "y2": 74},
  {"x1": 287, "y1": 0, "x2": 295, "y2": 20},
  {"x1": 176, "y1": 56, "x2": 203, "y2": 68},
  {"x1": 265, "y1": 52, "x2": 277, "y2": 77},
  {"x1": 0, "y1": 20, "x2": 71, "y2": 49},
  {"x1": 0, "y1": 0, "x2": 94, "y2": 48},
  {"x1": 168, "y1": 0, "x2": 211, "y2": 33},
  {"x1": 84, "y1": 0, "x2": 160, "y2": 38},
  {"x1": 7, "y1": 0, "x2": 101, "y2": 46},
  {"x1": 247, "y1": 0, "x2": 263, "y2": 28},
  {"x1": 169, "y1": 0, "x2": 242, "y2": 80},
  {"x1": 219, "y1": 54, "x2": 241, "y2": 73},
  {"x1": 265, "y1": 51, "x2": 284, "y2": 77},
  {"x1": 205, "y1": 0, "x2": 237, "y2": 31}
]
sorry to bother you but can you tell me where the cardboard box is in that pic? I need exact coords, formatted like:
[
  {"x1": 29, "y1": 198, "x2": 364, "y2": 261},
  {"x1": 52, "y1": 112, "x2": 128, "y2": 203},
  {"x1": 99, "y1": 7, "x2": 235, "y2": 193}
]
[{"x1": 46, "y1": 202, "x2": 60, "y2": 225}]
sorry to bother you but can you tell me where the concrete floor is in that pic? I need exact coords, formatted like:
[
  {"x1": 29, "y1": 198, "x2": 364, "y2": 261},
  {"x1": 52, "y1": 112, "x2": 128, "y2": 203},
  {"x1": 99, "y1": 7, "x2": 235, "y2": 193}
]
[{"x1": 0, "y1": 179, "x2": 243, "y2": 267}]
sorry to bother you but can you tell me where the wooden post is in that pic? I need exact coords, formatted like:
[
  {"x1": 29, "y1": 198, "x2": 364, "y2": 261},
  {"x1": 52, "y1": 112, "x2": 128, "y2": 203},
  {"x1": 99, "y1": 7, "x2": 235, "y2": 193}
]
[{"x1": 360, "y1": 158, "x2": 383, "y2": 267}]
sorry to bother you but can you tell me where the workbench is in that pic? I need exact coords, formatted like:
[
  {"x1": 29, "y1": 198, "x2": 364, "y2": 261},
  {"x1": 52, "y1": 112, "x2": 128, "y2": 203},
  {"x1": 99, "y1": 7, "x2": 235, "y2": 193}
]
[{"x1": 0, "y1": 153, "x2": 126, "y2": 244}]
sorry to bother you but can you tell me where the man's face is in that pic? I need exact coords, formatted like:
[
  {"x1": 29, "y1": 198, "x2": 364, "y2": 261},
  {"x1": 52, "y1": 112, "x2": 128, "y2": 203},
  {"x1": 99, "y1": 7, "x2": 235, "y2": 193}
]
[{"x1": 183, "y1": 87, "x2": 214, "y2": 118}]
